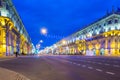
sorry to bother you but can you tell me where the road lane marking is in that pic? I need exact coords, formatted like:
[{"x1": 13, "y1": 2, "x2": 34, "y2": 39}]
[
  {"x1": 82, "y1": 65, "x2": 86, "y2": 67},
  {"x1": 104, "y1": 63, "x2": 110, "y2": 66},
  {"x1": 0, "y1": 59, "x2": 14, "y2": 61},
  {"x1": 77, "y1": 64, "x2": 81, "y2": 66},
  {"x1": 73, "y1": 62, "x2": 76, "y2": 64},
  {"x1": 96, "y1": 69, "x2": 103, "y2": 72},
  {"x1": 106, "y1": 72, "x2": 115, "y2": 75},
  {"x1": 113, "y1": 65, "x2": 120, "y2": 68},
  {"x1": 88, "y1": 67, "x2": 93, "y2": 69}
]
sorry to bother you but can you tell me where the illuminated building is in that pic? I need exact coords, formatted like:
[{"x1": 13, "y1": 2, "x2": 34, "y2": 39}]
[
  {"x1": 0, "y1": 0, "x2": 32, "y2": 57},
  {"x1": 56, "y1": 8, "x2": 120, "y2": 56}
]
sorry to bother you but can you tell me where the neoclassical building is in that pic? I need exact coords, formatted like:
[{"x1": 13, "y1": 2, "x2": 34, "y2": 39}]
[
  {"x1": 55, "y1": 8, "x2": 120, "y2": 56},
  {"x1": 0, "y1": 0, "x2": 32, "y2": 57}
]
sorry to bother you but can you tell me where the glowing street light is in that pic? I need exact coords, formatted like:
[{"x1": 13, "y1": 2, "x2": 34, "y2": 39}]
[
  {"x1": 40, "y1": 28, "x2": 47, "y2": 35},
  {"x1": 62, "y1": 40, "x2": 66, "y2": 45},
  {"x1": 40, "y1": 40, "x2": 43, "y2": 43}
]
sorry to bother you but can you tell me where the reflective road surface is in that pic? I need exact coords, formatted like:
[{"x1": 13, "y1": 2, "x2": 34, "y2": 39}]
[{"x1": 0, "y1": 55, "x2": 120, "y2": 80}]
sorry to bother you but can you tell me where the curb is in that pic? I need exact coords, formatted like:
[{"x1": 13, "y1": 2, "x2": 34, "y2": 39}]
[{"x1": 0, "y1": 67, "x2": 30, "y2": 80}]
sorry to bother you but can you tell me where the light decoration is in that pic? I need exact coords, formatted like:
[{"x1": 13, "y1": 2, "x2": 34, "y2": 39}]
[
  {"x1": 118, "y1": 33, "x2": 120, "y2": 36},
  {"x1": 105, "y1": 34, "x2": 108, "y2": 37}
]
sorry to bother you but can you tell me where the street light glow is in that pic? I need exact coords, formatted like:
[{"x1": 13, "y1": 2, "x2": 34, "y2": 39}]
[
  {"x1": 62, "y1": 40, "x2": 66, "y2": 45},
  {"x1": 41, "y1": 28, "x2": 47, "y2": 35},
  {"x1": 40, "y1": 40, "x2": 43, "y2": 43}
]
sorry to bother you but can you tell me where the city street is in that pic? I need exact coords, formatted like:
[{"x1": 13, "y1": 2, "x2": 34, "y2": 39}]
[{"x1": 0, "y1": 56, "x2": 120, "y2": 80}]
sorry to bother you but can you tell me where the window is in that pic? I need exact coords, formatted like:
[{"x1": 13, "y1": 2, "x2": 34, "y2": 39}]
[
  {"x1": 108, "y1": 20, "x2": 112, "y2": 24},
  {"x1": 104, "y1": 23, "x2": 106, "y2": 26},
  {"x1": 6, "y1": 4, "x2": 9, "y2": 10},
  {"x1": 0, "y1": 1, "x2": 2, "y2": 7},
  {"x1": 115, "y1": 19, "x2": 118, "y2": 23},
  {"x1": 99, "y1": 25, "x2": 101, "y2": 28}
]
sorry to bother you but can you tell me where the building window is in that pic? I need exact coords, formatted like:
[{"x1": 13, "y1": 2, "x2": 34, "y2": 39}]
[
  {"x1": 6, "y1": 4, "x2": 9, "y2": 10},
  {"x1": 108, "y1": 20, "x2": 112, "y2": 24},
  {"x1": 115, "y1": 19, "x2": 118, "y2": 23},
  {"x1": 104, "y1": 23, "x2": 106, "y2": 26},
  {"x1": 0, "y1": 11, "x2": 1, "y2": 16},
  {"x1": 99, "y1": 25, "x2": 101, "y2": 28},
  {"x1": 0, "y1": 1, "x2": 2, "y2": 7}
]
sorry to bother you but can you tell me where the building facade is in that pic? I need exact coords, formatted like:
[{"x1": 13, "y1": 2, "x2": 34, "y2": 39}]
[
  {"x1": 54, "y1": 8, "x2": 120, "y2": 56},
  {"x1": 0, "y1": 0, "x2": 32, "y2": 57}
]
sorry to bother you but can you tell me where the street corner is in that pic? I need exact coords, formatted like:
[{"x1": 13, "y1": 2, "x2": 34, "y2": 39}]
[{"x1": 0, "y1": 67, "x2": 30, "y2": 80}]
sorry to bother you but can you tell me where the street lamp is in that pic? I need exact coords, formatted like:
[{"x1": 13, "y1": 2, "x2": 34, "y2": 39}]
[
  {"x1": 40, "y1": 40, "x2": 43, "y2": 43},
  {"x1": 40, "y1": 28, "x2": 47, "y2": 35},
  {"x1": 62, "y1": 40, "x2": 66, "y2": 45}
]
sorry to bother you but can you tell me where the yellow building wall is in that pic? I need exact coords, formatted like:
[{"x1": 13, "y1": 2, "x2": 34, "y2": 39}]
[{"x1": 0, "y1": 27, "x2": 6, "y2": 57}]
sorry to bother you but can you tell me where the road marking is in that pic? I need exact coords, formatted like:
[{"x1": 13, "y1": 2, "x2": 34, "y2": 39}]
[
  {"x1": 88, "y1": 67, "x2": 93, "y2": 69},
  {"x1": 104, "y1": 63, "x2": 110, "y2": 66},
  {"x1": 77, "y1": 64, "x2": 81, "y2": 66},
  {"x1": 0, "y1": 59, "x2": 13, "y2": 61},
  {"x1": 82, "y1": 65, "x2": 86, "y2": 67},
  {"x1": 98, "y1": 63, "x2": 102, "y2": 65},
  {"x1": 74, "y1": 63, "x2": 77, "y2": 64},
  {"x1": 113, "y1": 65, "x2": 120, "y2": 68},
  {"x1": 96, "y1": 69, "x2": 103, "y2": 72},
  {"x1": 106, "y1": 72, "x2": 115, "y2": 75},
  {"x1": 73, "y1": 62, "x2": 75, "y2": 64}
]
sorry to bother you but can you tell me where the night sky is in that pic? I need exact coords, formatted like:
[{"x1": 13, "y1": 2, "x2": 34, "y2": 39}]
[{"x1": 12, "y1": 0, "x2": 120, "y2": 48}]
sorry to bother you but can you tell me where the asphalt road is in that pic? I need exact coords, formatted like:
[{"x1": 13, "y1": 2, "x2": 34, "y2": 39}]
[{"x1": 0, "y1": 55, "x2": 120, "y2": 80}]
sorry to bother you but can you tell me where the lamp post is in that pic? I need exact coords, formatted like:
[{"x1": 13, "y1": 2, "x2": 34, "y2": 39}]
[{"x1": 40, "y1": 28, "x2": 47, "y2": 35}]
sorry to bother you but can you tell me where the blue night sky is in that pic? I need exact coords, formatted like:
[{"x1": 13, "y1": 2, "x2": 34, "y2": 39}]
[{"x1": 12, "y1": 0, "x2": 120, "y2": 48}]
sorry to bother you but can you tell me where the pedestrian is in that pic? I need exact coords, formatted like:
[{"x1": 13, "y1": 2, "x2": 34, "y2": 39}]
[{"x1": 15, "y1": 51, "x2": 18, "y2": 57}]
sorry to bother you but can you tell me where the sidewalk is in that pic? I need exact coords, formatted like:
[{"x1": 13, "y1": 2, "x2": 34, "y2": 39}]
[
  {"x1": 0, "y1": 56, "x2": 15, "y2": 61},
  {"x1": 0, "y1": 67, "x2": 30, "y2": 80}
]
